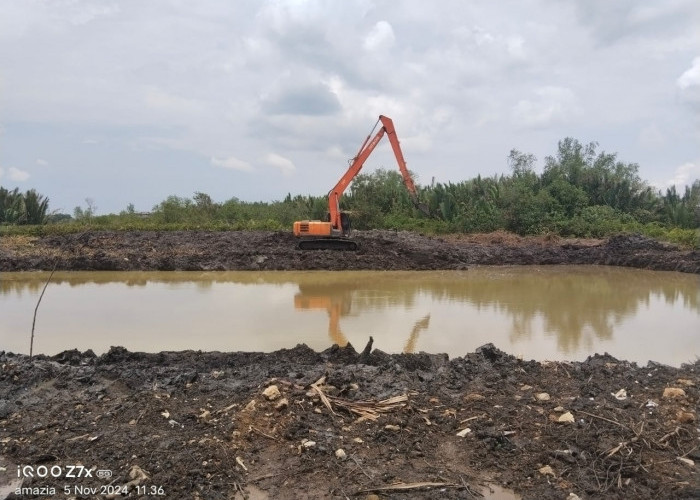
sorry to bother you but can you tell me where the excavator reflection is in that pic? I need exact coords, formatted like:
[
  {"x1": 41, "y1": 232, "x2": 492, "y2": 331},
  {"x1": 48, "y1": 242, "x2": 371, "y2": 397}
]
[{"x1": 293, "y1": 283, "x2": 431, "y2": 353}]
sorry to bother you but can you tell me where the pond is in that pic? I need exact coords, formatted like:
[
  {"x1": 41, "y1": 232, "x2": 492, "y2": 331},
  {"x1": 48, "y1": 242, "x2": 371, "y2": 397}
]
[{"x1": 1, "y1": 266, "x2": 698, "y2": 366}]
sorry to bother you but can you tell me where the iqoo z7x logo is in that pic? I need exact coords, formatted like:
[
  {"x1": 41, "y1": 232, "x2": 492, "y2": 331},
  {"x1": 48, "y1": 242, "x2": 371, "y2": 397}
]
[{"x1": 17, "y1": 464, "x2": 111, "y2": 479}]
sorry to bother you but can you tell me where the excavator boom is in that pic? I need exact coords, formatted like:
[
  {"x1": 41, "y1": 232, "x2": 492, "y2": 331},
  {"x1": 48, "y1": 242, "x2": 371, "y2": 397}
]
[{"x1": 294, "y1": 115, "x2": 427, "y2": 250}]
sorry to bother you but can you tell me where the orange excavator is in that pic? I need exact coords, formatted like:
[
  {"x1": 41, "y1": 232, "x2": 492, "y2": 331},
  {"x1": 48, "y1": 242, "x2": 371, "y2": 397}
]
[{"x1": 293, "y1": 115, "x2": 429, "y2": 250}]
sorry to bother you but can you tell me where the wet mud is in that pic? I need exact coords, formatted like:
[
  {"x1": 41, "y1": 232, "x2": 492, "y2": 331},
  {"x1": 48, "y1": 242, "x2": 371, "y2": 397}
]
[
  {"x1": 0, "y1": 345, "x2": 697, "y2": 499},
  {"x1": 0, "y1": 230, "x2": 699, "y2": 273}
]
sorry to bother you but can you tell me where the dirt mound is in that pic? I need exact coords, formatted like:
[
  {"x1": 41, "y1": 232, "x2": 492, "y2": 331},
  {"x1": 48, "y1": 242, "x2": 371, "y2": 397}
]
[
  {"x1": 1, "y1": 230, "x2": 698, "y2": 273},
  {"x1": 1, "y1": 345, "x2": 698, "y2": 499}
]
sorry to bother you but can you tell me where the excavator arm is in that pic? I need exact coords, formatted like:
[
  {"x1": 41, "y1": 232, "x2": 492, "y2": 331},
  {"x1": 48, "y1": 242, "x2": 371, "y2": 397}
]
[
  {"x1": 327, "y1": 115, "x2": 427, "y2": 232},
  {"x1": 294, "y1": 115, "x2": 429, "y2": 250}
]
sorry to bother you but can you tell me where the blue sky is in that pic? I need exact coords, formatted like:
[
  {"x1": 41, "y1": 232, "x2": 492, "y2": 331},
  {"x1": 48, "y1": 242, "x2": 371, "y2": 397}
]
[{"x1": 0, "y1": 0, "x2": 698, "y2": 214}]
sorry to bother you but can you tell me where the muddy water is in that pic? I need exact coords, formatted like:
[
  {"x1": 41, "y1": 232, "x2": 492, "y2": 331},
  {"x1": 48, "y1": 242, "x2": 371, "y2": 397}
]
[{"x1": 1, "y1": 266, "x2": 698, "y2": 366}]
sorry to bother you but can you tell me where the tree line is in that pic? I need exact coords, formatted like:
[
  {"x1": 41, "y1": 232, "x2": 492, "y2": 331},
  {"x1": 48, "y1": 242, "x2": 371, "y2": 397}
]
[{"x1": 2, "y1": 138, "x2": 699, "y2": 246}]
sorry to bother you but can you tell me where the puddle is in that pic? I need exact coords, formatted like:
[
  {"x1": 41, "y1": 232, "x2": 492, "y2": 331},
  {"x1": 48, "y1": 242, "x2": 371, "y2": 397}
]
[{"x1": 481, "y1": 483, "x2": 521, "y2": 499}]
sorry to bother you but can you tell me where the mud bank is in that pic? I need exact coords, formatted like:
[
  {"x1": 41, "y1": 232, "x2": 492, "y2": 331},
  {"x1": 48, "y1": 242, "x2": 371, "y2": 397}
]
[
  {"x1": 1, "y1": 344, "x2": 698, "y2": 499},
  {"x1": 1, "y1": 230, "x2": 699, "y2": 273}
]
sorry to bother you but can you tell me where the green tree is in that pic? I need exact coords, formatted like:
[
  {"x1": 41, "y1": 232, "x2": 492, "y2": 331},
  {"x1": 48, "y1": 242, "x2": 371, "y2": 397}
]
[{"x1": 0, "y1": 187, "x2": 50, "y2": 225}]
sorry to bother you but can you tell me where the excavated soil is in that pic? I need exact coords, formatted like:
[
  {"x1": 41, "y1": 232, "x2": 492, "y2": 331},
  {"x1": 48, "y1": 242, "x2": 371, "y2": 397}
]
[
  {"x1": 0, "y1": 346, "x2": 697, "y2": 500},
  {"x1": 1, "y1": 230, "x2": 699, "y2": 499},
  {"x1": 0, "y1": 229, "x2": 698, "y2": 273}
]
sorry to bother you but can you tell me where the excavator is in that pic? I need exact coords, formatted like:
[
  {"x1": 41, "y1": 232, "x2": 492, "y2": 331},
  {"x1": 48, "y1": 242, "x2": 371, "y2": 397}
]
[{"x1": 293, "y1": 115, "x2": 429, "y2": 250}]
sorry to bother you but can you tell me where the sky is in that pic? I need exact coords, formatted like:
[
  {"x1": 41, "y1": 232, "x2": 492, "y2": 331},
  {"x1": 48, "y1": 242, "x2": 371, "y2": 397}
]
[{"x1": 0, "y1": 0, "x2": 698, "y2": 215}]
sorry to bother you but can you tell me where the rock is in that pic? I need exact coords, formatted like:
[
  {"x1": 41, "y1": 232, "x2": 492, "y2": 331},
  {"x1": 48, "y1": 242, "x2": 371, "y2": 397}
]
[
  {"x1": 677, "y1": 457, "x2": 695, "y2": 467},
  {"x1": 262, "y1": 385, "x2": 281, "y2": 401},
  {"x1": 353, "y1": 437, "x2": 364, "y2": 444},
  {"x1": 456, "y1": 428, "x2": 472, "y2": 437},
  {"x1": 198, "y1": 410, "x2": 211, "y2": 422},
  {"x1": 302, "y1": 440, "x2": 316, "y2": 449},
  {"x1": 676, "y1": 378, "x2": 695, "y2": 386},
  {"x1": 611, "y1": 389, "x2": 627, "y2": 400},
  {"x1": 244, "y1": 400, "x2": 256, "y2": 411},
  {"x1": 520, "y1": 385, "x2": 533, "y2": 391},
  {"x1": 662, "y1": 387, "x2": 686, "y2": 399},
  {"x1": 535, "y1": 392, "x2": 551, "y2": 401},
  {"x1": 335, "y1": 448, "x2": 347, "y2": 460},
  {"x1": 567, "y1": 493, "x2": 582, "y2": 500},
  {"x1": 538, "y1": 465, "x2": 555, "y2": 476},
  {"x1": 553, "y1": 406, "x2": 565, "y2": 412},
  {"x1": 384, "y1": 424, "x2": 401, "y2": 432},
  {"x1": 127, "y1": 465, "x2": 149, "y2": 486},
  {"x1": 275, "y1": 398, "x2": 289, "y2": 410},
  {"x1": 557, "y1": 412, "x2": 575, "y2": 424},
  {"x1": 676, "y1": 410, "x2": 695, "y2": 424}
]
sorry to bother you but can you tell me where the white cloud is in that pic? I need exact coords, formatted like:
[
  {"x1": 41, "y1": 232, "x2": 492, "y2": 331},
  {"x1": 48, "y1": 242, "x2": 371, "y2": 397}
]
[
  {"x1": 1, "y1": 167, "x2": 31, "y2": 182},
  {"x1": 666, "y1": 161, "x2": 700, "y2": 190},
  {"x1": 363, "y1": 21, "x2": 395, "y2": 51},
  {"x1": 506, "y1": 36, "x2": 526, "y2": 59},
  {"x1": 36, "y1": 158, "x2": 49, "y2": 166},
  {"x1": 511, "y1": 87, "x2": 581, "y2": 128},
  {"x1": 472, "y1": 26, "x2": 495, "y2": 47},
  {"x1": 677, "y1": 57, "x2": 700, "y2": 89},
  {"x1": 211, "y1": 156, "x2": 253, "y2": 172},
  {"x1": 264, "y1": 153, "x2": 296, "y2": 177}
]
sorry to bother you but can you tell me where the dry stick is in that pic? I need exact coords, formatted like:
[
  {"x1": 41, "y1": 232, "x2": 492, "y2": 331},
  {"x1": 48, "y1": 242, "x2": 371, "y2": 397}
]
[
  {"x1": 358, "y1": 481, "x2": 460, "y2": 493},
  {"x1": 30, "y1": 264, "x2": 57, "y2": 359},
  {"x1": 579, "y1": 410, "x2": 630, "y2": 431}
]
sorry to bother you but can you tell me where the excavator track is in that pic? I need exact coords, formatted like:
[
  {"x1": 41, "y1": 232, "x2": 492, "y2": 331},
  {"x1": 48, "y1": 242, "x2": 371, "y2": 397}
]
[{"x1": 297, "y1": 238, "x2": 359, "y2": 251}]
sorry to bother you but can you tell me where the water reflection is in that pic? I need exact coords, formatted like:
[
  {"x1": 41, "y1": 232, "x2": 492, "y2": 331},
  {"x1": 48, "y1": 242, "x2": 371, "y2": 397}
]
[
  {"x1": 0, "y1": 267, "x2": 698, "y2": 365},
  {"x1": 293, "y1": 281, "x2": 431, "y2": 352}
]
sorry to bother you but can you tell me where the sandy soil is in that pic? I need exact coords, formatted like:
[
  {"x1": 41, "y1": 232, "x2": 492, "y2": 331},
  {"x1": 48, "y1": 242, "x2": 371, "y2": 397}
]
[{"x1": 0, "y1": 230, "x2": 698, "y2": 499}]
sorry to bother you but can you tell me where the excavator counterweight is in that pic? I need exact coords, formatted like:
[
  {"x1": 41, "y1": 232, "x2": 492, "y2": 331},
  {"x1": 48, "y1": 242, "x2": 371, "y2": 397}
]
[{"x1": 293, "y1": 115, "x2": 427, "y2": 250}]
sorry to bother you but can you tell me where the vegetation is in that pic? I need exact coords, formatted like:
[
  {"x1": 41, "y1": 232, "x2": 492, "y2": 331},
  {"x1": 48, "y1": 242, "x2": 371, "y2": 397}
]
[
  {"x1": 1, "y1": 138, "x2": 698, "y2": 247},
  {"x1": 0, "y1": 187, "x2": 50, "y2": 225}
]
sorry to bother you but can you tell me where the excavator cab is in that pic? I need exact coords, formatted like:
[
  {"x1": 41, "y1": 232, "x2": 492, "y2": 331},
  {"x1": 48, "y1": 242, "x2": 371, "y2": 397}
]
[{"x1": 293, "y1": 211, "x2": 356, "y2": 250}]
